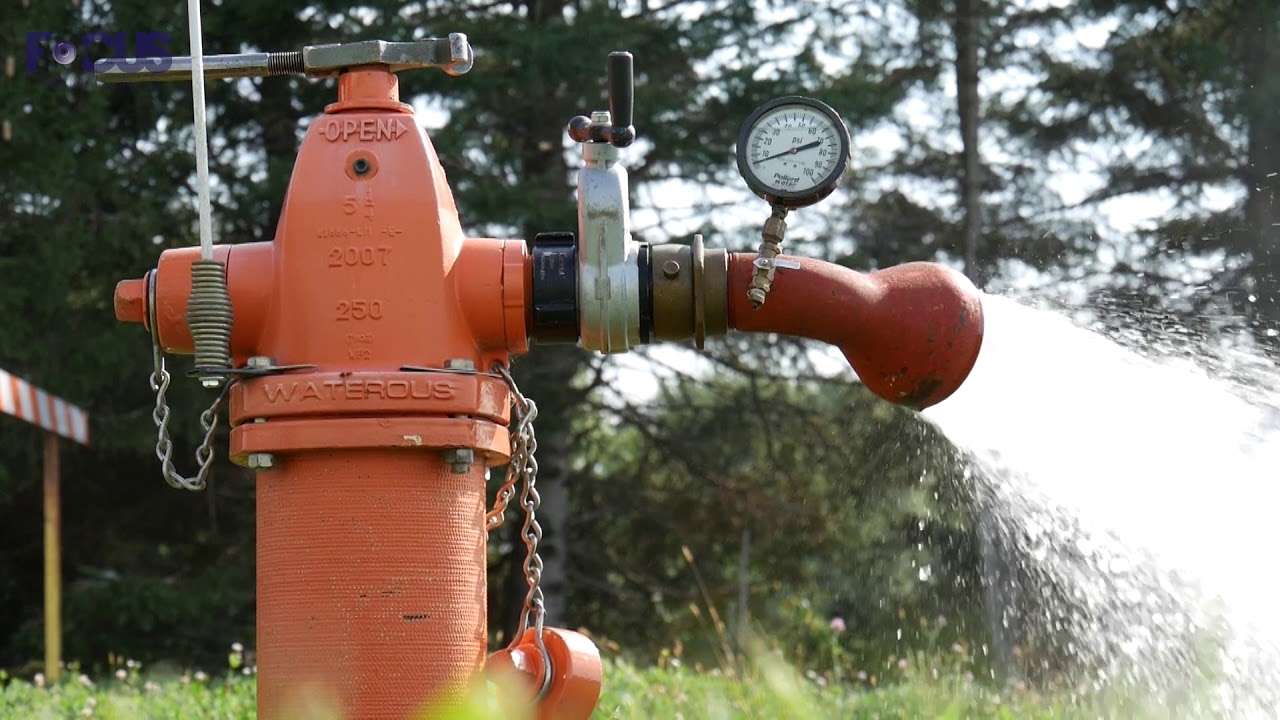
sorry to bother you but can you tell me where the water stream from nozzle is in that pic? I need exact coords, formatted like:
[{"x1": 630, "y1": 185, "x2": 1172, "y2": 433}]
[{"x1": 923, "y1": 293, "x2": 1280, "y2": 718}]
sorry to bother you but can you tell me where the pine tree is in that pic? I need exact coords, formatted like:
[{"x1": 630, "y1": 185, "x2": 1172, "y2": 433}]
[{"x1": 1001, "y1": 0, "x2": 1280, "y2": 348}]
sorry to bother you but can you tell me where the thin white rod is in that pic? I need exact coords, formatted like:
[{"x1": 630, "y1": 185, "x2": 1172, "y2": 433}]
[{"x1": 187, "y1": 0, "x2": 214, "y2": 261}]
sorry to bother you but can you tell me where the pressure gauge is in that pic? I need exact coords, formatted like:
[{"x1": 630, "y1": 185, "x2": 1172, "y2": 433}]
[{"x1": 735, "y1": 96, "x2": 851, "y2": 208}]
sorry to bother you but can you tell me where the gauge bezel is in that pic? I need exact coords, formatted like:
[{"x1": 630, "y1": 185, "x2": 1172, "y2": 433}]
[{"x1": 735, "y1": 95, "x2": 852, "y2": 209}]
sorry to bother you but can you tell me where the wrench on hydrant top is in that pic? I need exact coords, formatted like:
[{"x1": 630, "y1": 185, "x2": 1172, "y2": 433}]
[{"x1": 105, "y1": 35, "x2": 983, "y2": 720}]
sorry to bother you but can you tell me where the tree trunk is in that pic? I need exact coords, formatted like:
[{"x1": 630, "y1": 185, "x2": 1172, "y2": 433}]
[
  {"x1": 954, "y1": 0, "x2": 985, "y2": 286},
  {"x1": 1241, "y1": 3, "x2": 1280, "y2": 349},
  {"x1": 491, "y1": 0, "x2": 583, "y2": 638},
  {"x1": 955, "y1": 0, "x2": 1017, "y2": 679}
]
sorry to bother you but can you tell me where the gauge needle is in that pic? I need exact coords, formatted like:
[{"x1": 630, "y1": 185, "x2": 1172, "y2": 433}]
[{"x1": 753, "y1": 140, "x2": 821, "y2": 165}]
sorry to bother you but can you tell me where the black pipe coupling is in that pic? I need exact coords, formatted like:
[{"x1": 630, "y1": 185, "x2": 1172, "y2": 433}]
[{"x1": 527, "y1": 231, "x2": 727, "y2": 350}]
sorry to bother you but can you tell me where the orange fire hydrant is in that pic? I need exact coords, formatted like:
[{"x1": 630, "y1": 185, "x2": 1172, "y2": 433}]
[{"x1": 105, "y1": 35, "x2": 982, "y2": 720}]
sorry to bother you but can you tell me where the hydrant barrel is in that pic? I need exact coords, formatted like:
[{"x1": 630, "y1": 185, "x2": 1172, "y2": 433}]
[
  {"x1": 256, "y1": 450, "x2": 488, "y2": 719},
  {"x1": 235, "y1": 70, "x2": 516, "y2": 719}
]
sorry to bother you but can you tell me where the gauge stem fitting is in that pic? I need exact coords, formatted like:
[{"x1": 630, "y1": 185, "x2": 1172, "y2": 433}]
[{"x1": 746, "y1": 205, "x2": 789, "y2": 309}]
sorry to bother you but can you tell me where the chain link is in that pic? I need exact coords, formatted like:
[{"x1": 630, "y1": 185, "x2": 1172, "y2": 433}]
[
  {"x1": 149, "y1": 336, "x2": 226, "y2": 491},
  {"x1": 492, "y1": 364, "x2": 550, "y2": 697},
  {"x1": 485, "y1": 383, "x2": 524, "y2": 532}
]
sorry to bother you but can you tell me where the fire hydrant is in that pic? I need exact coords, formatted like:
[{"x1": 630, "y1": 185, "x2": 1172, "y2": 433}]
[{"x1": 105, "y1": 35, "x2": 982, "y2": 720}]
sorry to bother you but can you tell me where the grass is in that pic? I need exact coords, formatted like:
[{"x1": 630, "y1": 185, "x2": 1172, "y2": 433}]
[{"x1": 0, "y1": 651, "x2": 1175, "y2": 720}]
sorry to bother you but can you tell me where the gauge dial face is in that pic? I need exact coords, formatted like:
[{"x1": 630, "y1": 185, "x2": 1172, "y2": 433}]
[{"x1": 735, "y1": 97, "x2": 851, "y2": 208}]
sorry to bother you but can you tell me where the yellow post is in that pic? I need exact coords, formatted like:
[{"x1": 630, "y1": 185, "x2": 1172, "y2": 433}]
[{"x1": 43, "y1": 432, "x2": 61, "y2": 683}]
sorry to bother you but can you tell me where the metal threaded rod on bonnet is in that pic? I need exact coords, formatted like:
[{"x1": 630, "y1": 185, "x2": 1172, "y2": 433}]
[
  {"x1": 266, "y1": 51, "x2": 303, "y2": 75},
  {"x1": 188, "y1": 259, "x2": 233, "y2": 386}
]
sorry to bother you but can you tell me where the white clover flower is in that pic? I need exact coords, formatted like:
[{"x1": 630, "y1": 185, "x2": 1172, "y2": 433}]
[
  {"x1": 33, "y1": 673, "x2": 45, "y2": 688},
  {"x1": 115, "y1": 669, "x2": 127, "y2": 681}
]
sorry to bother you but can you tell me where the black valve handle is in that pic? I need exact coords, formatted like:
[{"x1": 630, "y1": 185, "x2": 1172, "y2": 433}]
[
  {"x1": 607, "y1": 51, "x2": 635, "y2": 147},
  {"x1": 568, "y1": 50, "x2": 636, "y2": 147}
]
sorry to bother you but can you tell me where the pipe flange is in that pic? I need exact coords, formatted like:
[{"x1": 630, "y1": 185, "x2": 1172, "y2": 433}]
[
  {"x1": 145, "y1": 269, "x2": 158, "y2": 336},
  {"x1": 692, "y1": 233, "x2": 706, "y2": 350}
]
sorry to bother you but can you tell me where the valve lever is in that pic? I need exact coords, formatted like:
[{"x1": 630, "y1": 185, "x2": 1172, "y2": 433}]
[
  {"x1": 567, "y1": 51, "x2": 635, "y2": 147},
  {"x1": 606, "y1": 52, "x2": 635, "y2": 147},
  {"x1": 94, "y1": 35, "x2": 473, "y2": 83}
]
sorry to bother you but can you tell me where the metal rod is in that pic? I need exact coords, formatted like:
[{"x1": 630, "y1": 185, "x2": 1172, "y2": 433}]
[
  {"x1": 93, "y1": 52, "x2": 303, "y2": 83},
  {"x1": 187, "y1": 0, "x2": 214, "y2": 261},
  {"x1": 43, "y1": 432, "x2": 61, "y2": 684}
]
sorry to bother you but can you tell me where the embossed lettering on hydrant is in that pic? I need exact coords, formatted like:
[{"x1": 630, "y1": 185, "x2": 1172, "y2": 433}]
[
  {"x1": 321, "y1": 118, "x2": 409, "y2": 143},
  {"x1": 261, "y1": 379, "x2": 458, "y2": 402}
]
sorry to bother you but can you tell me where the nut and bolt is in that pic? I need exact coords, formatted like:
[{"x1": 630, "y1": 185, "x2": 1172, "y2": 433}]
[
  {"x1": 444, "y1": 358, "x2": 475, "y2": 371},
  {"x1": 200, "y1": 378, "x2": 223, "y2": 389},
  {"x1": 443, "y1": 448, "x2": 474, "y2": 474},
  {"x1": 247, "y1": 356, "x2": 274, "y2": 368},
  {"x1": 247, "y1": 453, "x2": 275, "y2": 469},
  {"x1": 591, "y1": 110, "x2": 611, "y2": 125}
]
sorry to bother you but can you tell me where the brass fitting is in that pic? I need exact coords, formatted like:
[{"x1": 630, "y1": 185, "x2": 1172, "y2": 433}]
[
  {"x1": 746, "y1": 206, "x2": 789, "y2": 308},
  {"x1": 648, "y1": 234, "x2": 728, "y2": 350}
]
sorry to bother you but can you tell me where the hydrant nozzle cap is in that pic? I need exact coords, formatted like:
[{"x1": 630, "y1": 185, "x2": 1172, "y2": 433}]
[{"x1": 115, "y1": 278, "x2": 146, "y2": 324}]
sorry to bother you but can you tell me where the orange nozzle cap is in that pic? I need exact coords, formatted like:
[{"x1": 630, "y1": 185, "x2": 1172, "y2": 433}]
[
  {"x1": 728, "y1": 256, "x2": 984, "y2": 409},
  {"x1": 114, "y1": 278, "x2": 147, "y2": 325}
]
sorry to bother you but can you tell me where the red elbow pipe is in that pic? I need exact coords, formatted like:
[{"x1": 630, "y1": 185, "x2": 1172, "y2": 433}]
[{"x1": 727, "y1": 254, "x2": 983, "y2": 409}]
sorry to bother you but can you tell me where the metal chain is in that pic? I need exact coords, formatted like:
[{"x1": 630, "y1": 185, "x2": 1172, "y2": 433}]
[
  {"x1": 485, "y1": 393, "x2": 523, "y2": 533},
  {"x1": 149, "y1": 336, "x2": 227, "y2": 491},
  {"x1": 492, "y1": 364, "x2": 551, "y2": 698}
]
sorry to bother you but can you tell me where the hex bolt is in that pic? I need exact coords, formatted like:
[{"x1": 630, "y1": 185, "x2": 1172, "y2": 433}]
[
  {"x1": 247, "y1": 356, "x2": 274, "y2": 368},
  {"x1": 247, "y1": 453, "x2": 276, "y2": 469},
  {"x1": 443, "y1": 448, "x2": 474, "y2": 474},
  {"x1": 662, "y1": 260, "x2": 681, "y2": 279},
  {"x1": 444, "y1": 358, "x2": 475, "y2": 371},
  {"x1": 591, "y1": 110, "x2": 611, "y2": 125}
]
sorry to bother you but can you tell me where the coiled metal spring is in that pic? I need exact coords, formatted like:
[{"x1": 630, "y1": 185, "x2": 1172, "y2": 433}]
[{"x1": 188, "y1": 259, "x2": 233, "y2": 381}]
